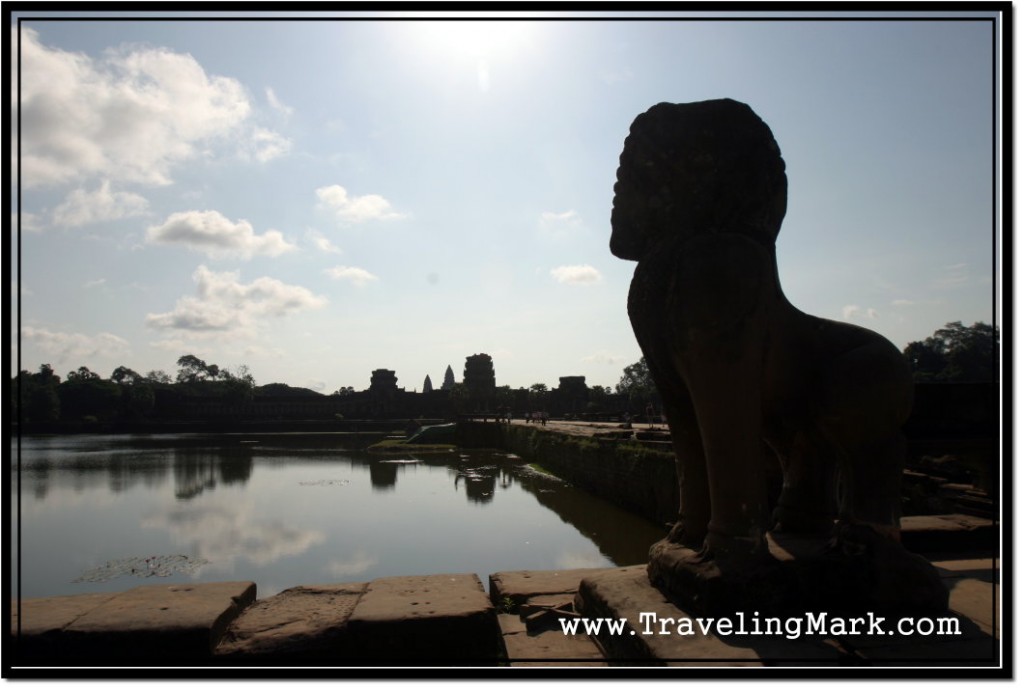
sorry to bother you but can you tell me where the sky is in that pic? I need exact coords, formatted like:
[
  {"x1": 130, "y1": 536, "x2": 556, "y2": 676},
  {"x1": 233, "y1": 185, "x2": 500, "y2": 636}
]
[{"x1": 8, "y1": 9, "x2": 1002, "y2": 394}]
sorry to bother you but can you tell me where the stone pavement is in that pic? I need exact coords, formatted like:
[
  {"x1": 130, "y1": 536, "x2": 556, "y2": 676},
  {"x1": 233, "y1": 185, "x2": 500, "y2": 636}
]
[
  {"x1": 13, "y1": 581, "x2": 256, "y2": 664},
  {"x1": 10, "y1": 544, "x2": 1001, "y2": 669}
]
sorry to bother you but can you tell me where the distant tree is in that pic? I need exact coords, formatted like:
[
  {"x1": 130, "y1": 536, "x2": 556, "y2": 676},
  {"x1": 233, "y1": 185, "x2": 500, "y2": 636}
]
[
  {"x1": 332, "y1": 386, "x2": 355, "y2": 396},
  {"x1": 615, "y1": 358, "x2": 660, "y2": 413},
  {"x1": 66, "y1": 365, "x2": 100, "y2": 381},
  {"x1": 527, "y1": 383, "x2": 548, "y2": 409},
  {"x1": 903, "y1": 342, "x2": 947, "y2": 381},
  {"x1": 59, "y1": 370, "x2": 120, "y2": 422},
  {"x1": 176, "y1": 354, "x2": 209, "y2": 383},
  {"x1": 903, "y1": 321, "x2": 997, "y2": 382},
  {"x1": 111, "y1": 366, "x2": 142, "y2": 385},
  {"x1": 441, "y1": 365, "x2": 456, "y2": 391},
  {"x1": 587, "y1": 385, "x2": 612, "y2": 412},
  {"x1": 615, "y1": 359, "x2": 652, "y2": 395},
  {"x1": 221, "y1": 364, "x2": 256, "y2": 387},
  {"x1": 144, "y1": 370, "x2": 173, "y2": 384},
  {"x1": 423, "y1": 375, "x2": 434, "y2": 394},
  {"x1": 15, "y1": 365, "x2": 61, "y2": 423},
  {"x1": 109, "y1": 366, "x2": 154, "y2": 418}
]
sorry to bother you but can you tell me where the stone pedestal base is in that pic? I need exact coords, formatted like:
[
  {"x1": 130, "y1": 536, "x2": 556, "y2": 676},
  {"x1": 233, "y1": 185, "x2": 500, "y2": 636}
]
[{"x1": 648, "y1": 530, "x2": 949, "y2": 618}]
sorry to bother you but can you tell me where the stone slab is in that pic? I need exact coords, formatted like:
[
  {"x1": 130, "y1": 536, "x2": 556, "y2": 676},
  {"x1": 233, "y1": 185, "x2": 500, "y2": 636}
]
[
  {"x1": 214, "y1": 582, "x2": 367, "y2": 661},
  {"x1": 59, "y1": 581, "x2": 256, "y2": 662},
  {"x1": 932, "y1": 558, "x2": 999, "y2": 583},
  {"x1": 346, "y1": 573, "x2": 499, "y2": 664},
  {"x1": 649, "y1": 532, "x2": 949, "y2": 618},
  {"x1": 12, "y1": 592, "x2": 119, "y2": 638},
  {"x1": 489, "y1": 568, "x2": 610, "y2": 608},
  {"x1": 947, "y1": 577, "x2": 999, "y2": 637},
  {"x1": 575, "y1": 565, "x2": 845, "y2": 666},
  {"x1": 502, "y1": 627, "x2": 608, "y2": 667},
  {"x1": 498, "y1": 612, "x2": 527, "y2": 635},
  {"x1": 11, "y1": 592, "x2": 121, "y2": 664},
  {"x1": 498, "y1": 605, "x2": 608, "y2": 667},
  {"x1": 900, "y1": 514, "x2": 995, "y2": 553},
  {"x1": 839, "y1": 586, "x2": 998, "y2": 667}
]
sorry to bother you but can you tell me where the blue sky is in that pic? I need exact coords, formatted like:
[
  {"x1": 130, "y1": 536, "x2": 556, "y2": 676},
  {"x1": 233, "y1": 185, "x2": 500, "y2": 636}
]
[{"x1": 10, "y1": 10, "x2": 1001, "y2": 393}]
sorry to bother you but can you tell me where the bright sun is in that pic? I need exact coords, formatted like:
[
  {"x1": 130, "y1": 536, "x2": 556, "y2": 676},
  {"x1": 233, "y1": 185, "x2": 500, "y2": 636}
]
[{"x1": 408, "y1": 19, "x2": 541, "y2": 61}]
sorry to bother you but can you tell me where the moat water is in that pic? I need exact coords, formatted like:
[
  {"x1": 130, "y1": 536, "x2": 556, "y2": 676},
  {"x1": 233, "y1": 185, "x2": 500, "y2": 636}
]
[{"x1": 11, "y1": 434, "x2": 665, "y2": 599}]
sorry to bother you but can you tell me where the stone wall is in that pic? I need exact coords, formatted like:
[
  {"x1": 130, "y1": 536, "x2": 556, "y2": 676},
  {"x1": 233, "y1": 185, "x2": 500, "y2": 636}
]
[{"x1": 457, "y1": 422, "x2": 677, "y2": 527}]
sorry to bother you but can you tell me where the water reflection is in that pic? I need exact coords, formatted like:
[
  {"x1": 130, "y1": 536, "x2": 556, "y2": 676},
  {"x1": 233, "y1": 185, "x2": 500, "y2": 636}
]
[
  {"x1": 368, "y1": 459, "x2": 399, "y2": 491},
  {"x1": 172, "y1": 447, "x2": 254, "y2": 500},
  {"x1": 141, "y1": 496, "x2": 326, "y2": 568},
  {"x1": 453, "y1": 466, "x2": 498, "y2": 503},
  {"x1": 19, "y1": 450, "x2": 174, "y2": 500},
  {"x1": 526, "y1": 480, "x2": 659, "y2": 567},
  {"x1": 328, "y1": 549, "x2": 378, "y2": 579},
  {"x1": 13, "y1": 435, "x2": 665, "y2": 598}
]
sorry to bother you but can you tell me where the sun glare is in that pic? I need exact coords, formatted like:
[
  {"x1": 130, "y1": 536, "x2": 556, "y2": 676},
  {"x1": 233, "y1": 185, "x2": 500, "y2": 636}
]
[{"x1": 409, "y1": 20, "x2": 541, "y2": 61}]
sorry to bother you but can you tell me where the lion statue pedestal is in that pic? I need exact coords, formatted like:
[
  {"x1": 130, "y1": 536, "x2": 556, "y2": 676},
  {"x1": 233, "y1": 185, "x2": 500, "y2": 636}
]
[{"x1": 611, "y1": 99, "x2": 948, "y2": 617}]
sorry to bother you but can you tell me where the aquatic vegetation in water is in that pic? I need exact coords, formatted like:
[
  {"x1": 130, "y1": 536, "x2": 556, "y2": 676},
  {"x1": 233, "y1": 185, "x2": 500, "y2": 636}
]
[
  {"x1": 72, "y1": 555, "x2": 209, "y2": 583},
  {"x1": 298, "y1": 479, "x2": 351, "y2": 486}
]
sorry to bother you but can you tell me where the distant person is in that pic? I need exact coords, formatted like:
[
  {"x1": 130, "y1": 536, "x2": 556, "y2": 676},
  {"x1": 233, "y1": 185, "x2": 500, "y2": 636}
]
[{"x1": 646, "y1": 403, "x2": 655, "y2": 429}]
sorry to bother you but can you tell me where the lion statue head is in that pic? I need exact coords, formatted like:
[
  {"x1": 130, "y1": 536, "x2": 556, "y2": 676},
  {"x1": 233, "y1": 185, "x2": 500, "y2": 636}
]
[{"x1": 610, "y1": 98, "x2": 789, "y2": 261}]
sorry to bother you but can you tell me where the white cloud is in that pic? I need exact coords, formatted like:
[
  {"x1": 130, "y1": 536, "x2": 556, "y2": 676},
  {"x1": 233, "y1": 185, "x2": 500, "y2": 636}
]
[
  {"x1": 147, "y1": 210, "x2": 297, "y2": 259},
  {"x1": 84, "y1": 278, "x2": 107, "y2": 289},
  {"x1": 307, "y1": 229, "x2": 342, "y2": 254},
  {"x1": 841, "y1": 305, "x2": 879, "y2": 320},
  {"x1": 551, "y1": 264, "x2": 602, "y2": 285},
  {"x1": 539, "y1": 210, "x2": 585, "y2": 242},
  {"x1": 582, "y1": 351, "x2": 626, "y2": 366},
  {"x1": 325, "y1": 266, "x2": 378, "y2": 287},
  {"x1": 891, "y1": 299, "x2": 915, "y2": 307},
  {"x1": 248, "y1": 127, "x2": 292, "y2": 163},
  {"x1": 540, "y1": 209, "x2": 582, "y2": 228},
  {"x1": 145, "y1": 265, "x2": 327, "y2": 336},
  {"x1": 932, "y1": 263, "x2": 970, "y2": 289},
  {"x1": 265, "y1": 87, "x2": 293, "y2": 117},
  {"x1": 142, "y1": 497, "x2": 324, "y2": 567},
  {"x1": 316, "y1": 185, "x2": 407, "y2": 224},
  {"x1": 51, "y1": 180, "x2": 149, "y2": 228},
  {"x1": 21, "y1": 326, "x2": 130, "y2": 363},
  {"x1": 14, "y1": 211, "x2": 44, "y2": 232},
  {"x1": 328, "y1": 550, "x2": 378, "y2": 578},
  {"x1": 17, "y1": 27, "x2": 254, "y2": 188}
]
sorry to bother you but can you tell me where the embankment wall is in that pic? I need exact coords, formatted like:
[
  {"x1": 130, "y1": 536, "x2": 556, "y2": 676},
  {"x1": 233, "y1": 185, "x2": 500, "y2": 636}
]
[{"x1": 458, "y1": 422, "x2": 677, "y2": 527}]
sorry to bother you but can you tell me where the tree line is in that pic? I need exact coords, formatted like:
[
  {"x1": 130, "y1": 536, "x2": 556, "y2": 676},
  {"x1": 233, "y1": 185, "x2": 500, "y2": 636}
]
[
  {"x1": 12, "y1": 355, "x2": 256, "y2": 425},
  {"x1": 12, "y1": 322, "x2": 996, "y2": 426}
]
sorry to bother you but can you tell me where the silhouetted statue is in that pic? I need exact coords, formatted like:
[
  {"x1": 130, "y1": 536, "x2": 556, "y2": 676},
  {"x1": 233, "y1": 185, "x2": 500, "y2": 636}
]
[{"x1": 611, "y1": 99, "x2": 946, "y2": 614}]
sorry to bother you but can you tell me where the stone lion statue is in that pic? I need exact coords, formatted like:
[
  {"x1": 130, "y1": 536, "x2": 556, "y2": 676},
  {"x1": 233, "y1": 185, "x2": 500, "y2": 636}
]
[{"x1": 611, "y1": 99, "x2": 915, "y2": 568}]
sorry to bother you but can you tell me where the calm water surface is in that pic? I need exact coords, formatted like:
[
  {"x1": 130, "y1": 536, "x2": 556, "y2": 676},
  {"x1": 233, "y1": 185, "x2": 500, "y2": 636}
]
[{"x1": 11, "y1": 434, "x2": 665, "y2": 599}]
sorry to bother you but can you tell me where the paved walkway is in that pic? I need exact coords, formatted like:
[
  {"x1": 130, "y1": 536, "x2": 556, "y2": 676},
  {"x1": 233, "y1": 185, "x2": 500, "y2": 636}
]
[{"x1": 11, "y1": 551, "x2": 999, "y2": 669}]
